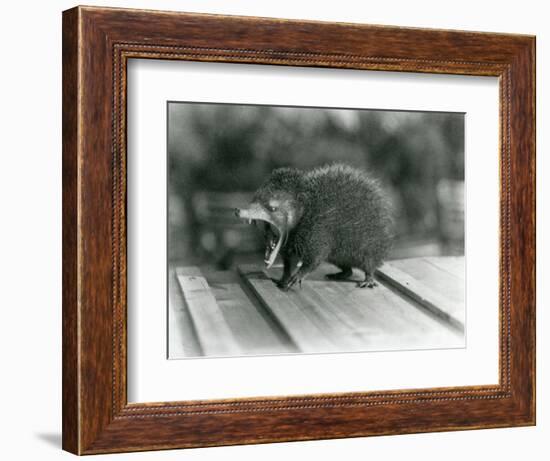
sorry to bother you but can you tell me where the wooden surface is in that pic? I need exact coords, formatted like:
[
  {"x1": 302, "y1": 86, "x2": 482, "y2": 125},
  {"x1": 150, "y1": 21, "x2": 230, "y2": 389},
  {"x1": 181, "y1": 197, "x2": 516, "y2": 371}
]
[
  {"x1": 377, "y1": 257, "x2": 465, "y2": 331},
  {"x1": 63, "y1": 5, "x2": 535, "y2": 455},
  {"x1": 176, "y1": 274, "x2": 242, "y2": 356},
  {"x1": 169, "y1": 257, "x2": 464, "y2": 359},
  {"x1": 170, "y1": 267, "x2": 293, "y2": 357}
]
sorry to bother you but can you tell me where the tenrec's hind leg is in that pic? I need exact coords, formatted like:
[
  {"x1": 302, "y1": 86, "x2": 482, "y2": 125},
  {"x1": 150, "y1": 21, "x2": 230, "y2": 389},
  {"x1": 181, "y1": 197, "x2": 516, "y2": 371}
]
[{"x1": 358, "y1": 260, "x2": 378, "y2": 288}]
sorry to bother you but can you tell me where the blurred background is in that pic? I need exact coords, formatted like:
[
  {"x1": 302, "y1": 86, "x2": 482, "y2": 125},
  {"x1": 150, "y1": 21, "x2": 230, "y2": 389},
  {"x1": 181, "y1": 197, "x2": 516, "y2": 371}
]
[{"x1": 168, "y1": 102, "x2": 464, "y2": 270}]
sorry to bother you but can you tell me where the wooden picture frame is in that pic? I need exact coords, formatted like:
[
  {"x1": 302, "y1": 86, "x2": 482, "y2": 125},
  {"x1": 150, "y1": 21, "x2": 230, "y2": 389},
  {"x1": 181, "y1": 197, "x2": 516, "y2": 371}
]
[{"x1": 62, "y1": 5, "x2": 535, "y2": 455}]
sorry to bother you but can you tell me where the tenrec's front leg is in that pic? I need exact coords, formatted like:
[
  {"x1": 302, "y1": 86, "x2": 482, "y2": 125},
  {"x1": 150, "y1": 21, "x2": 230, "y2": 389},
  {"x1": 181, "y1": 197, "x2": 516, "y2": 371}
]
[
  {"x1": 279, "y1": 251, "x2": 327, "y2": 291},
  {"x1": 279, "y1": 228, "x2": 330, "y2": 291},
  {"x1": 276, "y1": 253, "x2": 300, "y2": 288}
]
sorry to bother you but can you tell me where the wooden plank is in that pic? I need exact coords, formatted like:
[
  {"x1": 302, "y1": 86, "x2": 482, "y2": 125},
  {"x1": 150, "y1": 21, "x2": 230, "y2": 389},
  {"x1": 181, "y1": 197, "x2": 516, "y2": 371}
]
[
  {"x1": 292, "y1": 283, "x2": 369, "y2": 349},
  {"x1": 391, "y1": 257, "x2": 462, "y2": 282},
  {"x1": 376, "y1": 261, "x2": 465, "y2": 332},
  {"x1": 424, "y1": 256, "x2": 465, "y2": 281},
  {"x1": 168, "y1": 267, "x2": 202, "y2": 358},
  {"x1": 389, "y1": 256, "x2": 465, "y2": 303},
  {"x1": 176, "y1": 273, "x2": 242, "y2": 357},
  {"x1": 211, "y1": 280, "x2": 297, "y2": 355},
  {"x1": 238, "y1": 265, "x2": 340, "y2": 353},
  {"x1": 292, "y1": 266, "x2": 463, "y2": 351},
  {"x1": 326, "y1": 280, "x2": 463, "y2": 350},
  {"x1": 392, "y1": 256, "x2": 465, "y2": 283}
]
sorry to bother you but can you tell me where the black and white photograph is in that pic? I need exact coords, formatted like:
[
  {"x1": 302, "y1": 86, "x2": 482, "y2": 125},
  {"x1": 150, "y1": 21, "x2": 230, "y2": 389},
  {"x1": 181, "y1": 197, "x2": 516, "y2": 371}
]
[{"x1": 167, "y1": 102, "x2": 466, "y2": 358}]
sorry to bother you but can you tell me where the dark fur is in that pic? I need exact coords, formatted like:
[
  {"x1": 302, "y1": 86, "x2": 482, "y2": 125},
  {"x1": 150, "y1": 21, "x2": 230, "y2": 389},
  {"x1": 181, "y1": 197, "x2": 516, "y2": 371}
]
[{"x1": 254, "y1": 164, "x2": 393, "y2": 290}]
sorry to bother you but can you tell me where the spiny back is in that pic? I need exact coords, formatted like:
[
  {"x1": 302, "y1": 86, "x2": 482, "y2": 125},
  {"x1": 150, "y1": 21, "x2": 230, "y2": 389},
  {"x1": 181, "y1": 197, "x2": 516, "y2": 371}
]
[{"x1": 301, "y1": 164, "x2": 391, "y2": 227}]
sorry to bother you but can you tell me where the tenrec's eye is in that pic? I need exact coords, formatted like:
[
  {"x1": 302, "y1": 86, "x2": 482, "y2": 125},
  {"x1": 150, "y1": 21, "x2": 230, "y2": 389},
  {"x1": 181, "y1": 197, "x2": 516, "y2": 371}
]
[{"x1": 268, "y1": 205, "x2": 278, "y2": 212}]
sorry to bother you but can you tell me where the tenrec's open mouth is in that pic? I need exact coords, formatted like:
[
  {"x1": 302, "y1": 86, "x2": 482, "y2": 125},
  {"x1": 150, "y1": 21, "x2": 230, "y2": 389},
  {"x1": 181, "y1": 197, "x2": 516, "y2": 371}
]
[
  {"x1": 237, "y1": 205, "x2": 285, "y2": 269},
  {"x1": 263, "y1": 222, "x2": 283, "y2": 269}
]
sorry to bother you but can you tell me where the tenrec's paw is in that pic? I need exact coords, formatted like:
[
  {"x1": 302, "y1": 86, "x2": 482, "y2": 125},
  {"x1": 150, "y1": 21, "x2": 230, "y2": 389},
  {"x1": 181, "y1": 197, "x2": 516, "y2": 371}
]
[
  {"x1": 358, "y1": 280, "x2": 378, "y2": 288},
  {"x1": 280, "y1": 274, "x2": 300, "y2": 291}
]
